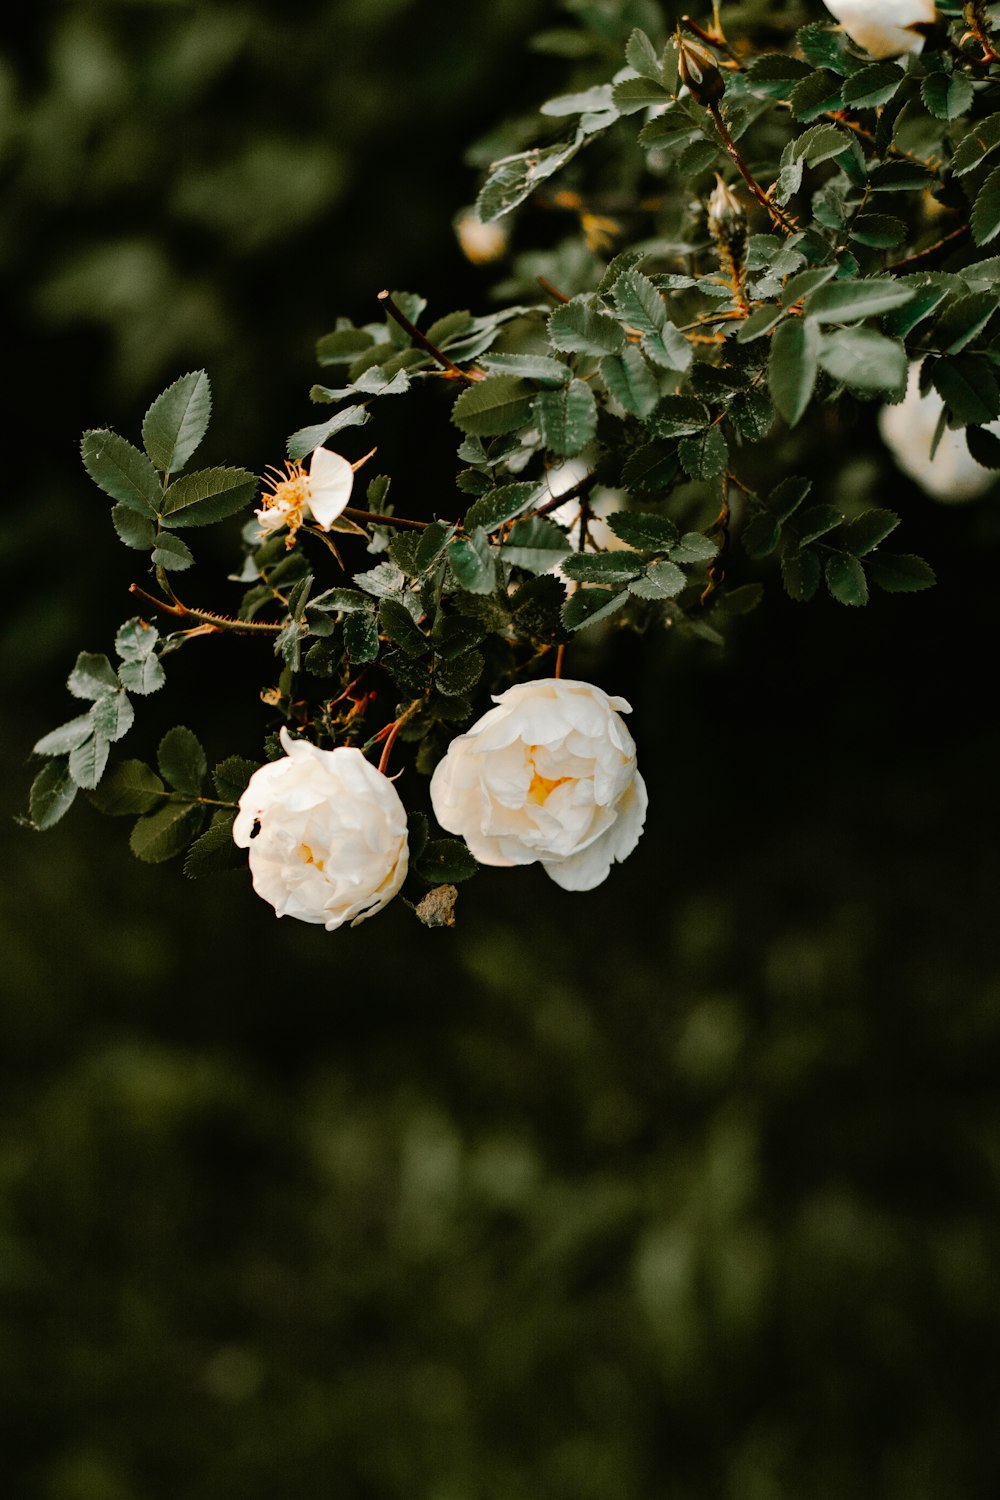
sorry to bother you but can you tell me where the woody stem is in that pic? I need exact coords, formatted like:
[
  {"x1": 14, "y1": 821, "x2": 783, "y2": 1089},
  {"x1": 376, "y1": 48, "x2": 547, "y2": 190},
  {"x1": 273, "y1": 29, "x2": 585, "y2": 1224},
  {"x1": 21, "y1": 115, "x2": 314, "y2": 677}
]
[
  {"x1": 708, "y1": 103, "x2": 797, "y2": 235},
  {"x1": 128, "y1": 583, "x2": 282, "y2": 635},
  {"x1": 377, "y1": 291, "x2": 475, "y2": 381}
]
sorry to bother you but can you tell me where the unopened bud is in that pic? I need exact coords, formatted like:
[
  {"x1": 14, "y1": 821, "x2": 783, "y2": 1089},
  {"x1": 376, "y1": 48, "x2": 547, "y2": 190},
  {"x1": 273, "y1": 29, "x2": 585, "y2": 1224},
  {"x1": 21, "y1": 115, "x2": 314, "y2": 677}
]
[
  {"x1": 707, "y1": 176, "x2": 747, "y2": 262},
  {"x1": 676, "y1": 33, "x2": 726, "y2": 106}
]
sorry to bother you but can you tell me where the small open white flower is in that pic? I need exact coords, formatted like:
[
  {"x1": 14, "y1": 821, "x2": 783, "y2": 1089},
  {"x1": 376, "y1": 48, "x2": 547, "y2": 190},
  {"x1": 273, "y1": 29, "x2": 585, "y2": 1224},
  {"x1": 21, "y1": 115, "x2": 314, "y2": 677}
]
[
  {"x1": 822, "y1": 0, "x2": 936, "y2": 58},
  {"x1": 233, "y1": 728, "x2": 409, "y2": 929},
  {"x1": 430, "y1": 678, "x2": 647, "y2": 891},
  {"x1": 879, "y1": 362, "x2": 998, "y2": 502},
  {"x1": 255, "y1": 447, "x2": 354, "y2": 546}
]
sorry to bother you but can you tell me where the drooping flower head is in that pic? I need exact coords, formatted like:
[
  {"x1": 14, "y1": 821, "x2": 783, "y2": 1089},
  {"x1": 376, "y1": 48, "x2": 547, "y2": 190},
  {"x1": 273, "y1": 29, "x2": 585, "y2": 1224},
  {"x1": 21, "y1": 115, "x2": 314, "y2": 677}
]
[
  {"x1": 430, "y1": 678, "x2": 647, "y2": 891},
  {"x1": 255, "y1": 447, "x2": 354, "y2": 547},
  {"x1": 233, "y1": 729, "x2": 409, "y2": 929}
]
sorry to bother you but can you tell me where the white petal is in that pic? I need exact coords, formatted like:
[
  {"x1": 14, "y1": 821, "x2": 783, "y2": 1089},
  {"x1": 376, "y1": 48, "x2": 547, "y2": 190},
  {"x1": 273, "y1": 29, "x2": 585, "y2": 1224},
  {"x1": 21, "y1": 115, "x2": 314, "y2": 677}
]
[{"x1": 306, "y1": 448, "x2": 354, "y2": 529}]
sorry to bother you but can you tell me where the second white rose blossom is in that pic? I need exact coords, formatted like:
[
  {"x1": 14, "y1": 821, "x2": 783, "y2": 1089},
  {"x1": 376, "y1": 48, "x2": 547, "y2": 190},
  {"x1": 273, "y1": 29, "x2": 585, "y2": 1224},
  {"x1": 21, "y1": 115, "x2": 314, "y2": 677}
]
[
  {"x1": 879, "y1": 362, "x2": 999, "y2": 502},
  {"x1": 233, "y1": 728, "x2": 409, "y2": 929},
  {"x1": 822, "y1": 0, "x2": 935, "y2": 57},
  {"x1": 429, "y1": 678, "x2": 647, "y2": 892}
]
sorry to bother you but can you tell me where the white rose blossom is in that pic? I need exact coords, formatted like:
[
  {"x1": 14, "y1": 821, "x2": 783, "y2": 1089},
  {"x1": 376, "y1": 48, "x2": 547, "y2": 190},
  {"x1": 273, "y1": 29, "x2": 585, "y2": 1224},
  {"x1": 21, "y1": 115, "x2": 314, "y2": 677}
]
[
  {"x1": 822, "y1": 0, "x2": 936, "y2": 58},
  {"x1": 255, "y1": 446, "x2": 355, "y2": 546},
  {"x1": 879, "y1": 362, "x2": 999, "y2": 502},
  {"x1": 233, "y1": 728, "x2": 409, "y2": 929},
  {"x1": 430, "y1": 678, "x2": 647, "y2": 892}
]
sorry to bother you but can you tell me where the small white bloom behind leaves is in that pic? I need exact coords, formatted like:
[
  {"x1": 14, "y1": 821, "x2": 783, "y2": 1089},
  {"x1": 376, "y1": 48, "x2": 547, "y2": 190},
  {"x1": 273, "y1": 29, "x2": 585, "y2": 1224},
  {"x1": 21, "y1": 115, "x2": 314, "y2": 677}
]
[
  {"x1": 233, "y1": 728, "x2": 408, "y2": 929},
  {"x1": 430, "y1": 678, "x2": 647, "y2": 892},
  {"x1": 879, "y1": 363, "x2": 999, "y2": 502},
  {"x1": 822, "y1": 0, "x2": 936, "y2": 58}
]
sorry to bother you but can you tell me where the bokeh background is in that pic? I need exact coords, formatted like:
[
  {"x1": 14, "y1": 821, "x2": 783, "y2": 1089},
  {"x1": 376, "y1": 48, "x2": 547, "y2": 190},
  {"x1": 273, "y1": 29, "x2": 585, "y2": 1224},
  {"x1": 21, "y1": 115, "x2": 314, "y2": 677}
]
[{"x1": 4, "y1": 2, "x2": 1000, "y2": 1496}]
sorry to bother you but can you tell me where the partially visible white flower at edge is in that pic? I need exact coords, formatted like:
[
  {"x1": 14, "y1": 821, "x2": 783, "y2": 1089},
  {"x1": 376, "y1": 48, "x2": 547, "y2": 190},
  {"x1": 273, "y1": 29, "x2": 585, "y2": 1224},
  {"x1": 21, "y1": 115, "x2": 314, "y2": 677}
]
[
  {"x1": 822, "y1": 0, "x2": 936, "y2": 58},
  {"x1": 879, "y1": 362, "x2": 999, "y2": 503},
  {"x1": 233, "y1": 728, "x2": 409, "y2": 929},
  {"x1": 430, "y1": 678, "x2": 647, "y2": 892},
  {"x1": 543, "y1": 458, "x2": 628, "y2": 563},
  {"x1": 255, "y1": 447, "x2": 354, "y2": 546}
]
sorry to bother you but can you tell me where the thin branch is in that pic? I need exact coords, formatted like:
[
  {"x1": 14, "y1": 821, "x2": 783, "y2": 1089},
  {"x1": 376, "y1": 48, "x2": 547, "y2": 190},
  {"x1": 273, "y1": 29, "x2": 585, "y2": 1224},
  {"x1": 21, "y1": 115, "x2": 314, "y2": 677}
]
[
  {"x1": 377, "y1": 290, "x2": 478, "y2": 381},
  {"x1": 708, "y1": 103, "x2": 798, "y2": 236},
  {"x1": 537, "y1": 275, "x2": 571, "y2": 304},
  {"x1": 343, "y1": 505, "x2": 428, "y2": 532},
  {"x1": 889, "y1": 222, "x2": 970, "y2": 272}
]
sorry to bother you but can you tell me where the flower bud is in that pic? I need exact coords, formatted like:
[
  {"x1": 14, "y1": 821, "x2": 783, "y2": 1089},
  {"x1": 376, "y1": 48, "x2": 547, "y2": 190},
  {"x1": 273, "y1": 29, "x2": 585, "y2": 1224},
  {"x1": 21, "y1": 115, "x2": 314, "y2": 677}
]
[
  {"x1": 707, "y1": 175, "x2": 747, "y2": 275},
  {"x1": 676, "y1": 34, "x2": 726, "y2": 107}
]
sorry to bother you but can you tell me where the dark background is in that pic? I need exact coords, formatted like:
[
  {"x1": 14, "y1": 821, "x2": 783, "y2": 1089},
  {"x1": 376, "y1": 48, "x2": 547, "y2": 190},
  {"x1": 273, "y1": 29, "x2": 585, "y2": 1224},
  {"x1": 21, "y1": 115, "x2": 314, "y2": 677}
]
[{"x1": 3, "y1": 2, "x2": 999, "y2": 1497}]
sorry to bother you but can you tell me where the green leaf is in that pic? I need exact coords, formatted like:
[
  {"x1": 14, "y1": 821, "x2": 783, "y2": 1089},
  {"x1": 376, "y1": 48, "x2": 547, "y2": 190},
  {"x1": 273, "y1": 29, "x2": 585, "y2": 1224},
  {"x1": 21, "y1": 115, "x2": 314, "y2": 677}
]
[
  {"x1": 932, "y1": 292, "x2": 997, "y2": 354},
  {"x1": 542, "y1": 85, "x2": 616, "y2": 118},
  {"x1": 158, "y1": 726, "x2": 207, "y2": 794},
  {"x1": 33, "y1": 714, "x2": 94, "y2": 757},
  {"x1": 141, "y1": 370, "x2": 211, "y2": 474},
  {"x1": 883, "y1": 278, "x2": 950, "y2": 338},
  {"x1": 780, "y1": 545, "x2": 821, "y2": 602},
  {"x1": 316, "y1": 325, "x2": 375, "y2": 364},
  {"x1": 782, "y1": 266, "x2": 838, "y2": 307},
  {"x1": 502, "y1": 516, "x2": 572, "y2": 572},
  {"x1": 838, "y1": 508, "x2": 900, "y2": 556},
  {"x1": 116, "y1": 616, "x2": 165, "y2": 695},
  {"x1": 767, "y1": 476, "x2": 811, "y2": 521},
  {"x1": 818, "y1": 328, "x2": 906, "y2": 394},
  {"x1": 379, "y1": 597, "x2": 427, "y2": 657},
  {"x1": 625, "y1": 27, "x2": 663, "y2": 82},
  {"x1": 841, "y1": 62, "x2": 904, "y2": 109},
  {"x1": 425, "y1": 310, "x2": 474, "y2": 349},
  {"x1": 448, "y1": 529, "x2": 496, "y2": 593},
  {"x1": 792, "y1": 122, "x2": 853, "y2": 163},
  {"x1": 151, "y1": 532, "x2": 195, "y2": 571},
  {"x1": 648, "y1": 395, "x2": 710, "y2": 438},
  {"x1": 213, "y1": 756, "x2": 257, "y2": 802},
  {"x1": 344, "y1": 609, "x2": 379, "y2": 663},
  {"x1": 388, "y1": 532, "x2": 421, "y2": 577},
  {"x1": 768, "y1": 317, "x2": 820, "y2": 428},
  {"x1": 670, "y1": 532, "x2": 718, "y2": 564},
  {"x1": 560, "y1": 588, "x2": 630, "y2": 632},
  {"x1": 434, "y1": 650, "x2": 485, "y2": 697},
  {"x1": 850, "y1": 214, "x2": 906, "y2": 249},
  {"x1": 91, "y1": 688, "x2": 134, "y2": 743},
  {"x1": 160, "y1": 467, "x2": 258, "y2": 528},
  {"x1": 68, "y1": 652, "x2": 119, "y2": 701},
  {"x1": 804, "y1": 279, "x2": 914, "y2": 323},
  {"x1": 825, "y1": 552, "x2": 868, "y2": 606},
  {"x1": 184, "y1": 811, "x2": 241, "y2": 878},
  {"x1": 791, "y1": 68, "x2": 843, "y2": 123},
  {"x1": 952, "y1": 114, "x2": 1000, "y2": 176},
  {"x1": 729, "y1": 388, "x2": 774, "y2": 441},
  {"x1": 628, "y1": 560, "x2": 686, "y2": 599},
  {"x1": 415, "y1": 520, "x2": 456, "y2": 570},
  {"x1": 81, "y1": 430, "x2": 160, "y2": 517},
  {"x1": 29, "y1": 759, "x2": 78, "y2": 830},
  {"x1": 965, "y1": 425, "x2": 1000, "y2": 469},
  {"x1": 742, "y1": 512, "x2": 781, "y2": 559},
  {"x1": 69, "y1": 733, "x2": 110, "y2": 790},
  {"x1": 476, "y1": 140, "x2": 581, "y2": 222},
  {"x1": 354, "y1": 561, "x2": 405, "y2": 597},
  {"x1": 310, "y1": 586, "x2": 382, "y2": 614},
  {"x1": 465, "y1": 482, "x2": 539, "y2": 533},
  {"x1": 548, "y1": 298, "x2": 627, "y2": 356},
  {"x1": 641, "y1": 324, "x2": 692, "y2": 373},
  {"x1": 678, "y1": 426, "x2": 728, "y2": 480},
  {"x1": 600, "y1": 348, "x2": 660, "y2": 417},
  {"x1": 532, "y1": 379, "x2": 597, "y2": 457},
  {"x1": 607, "y1": 512, "x2": 679, "y2": 551},
  {"x1": 611, "y1": 75, "x2": 670, "y2": 113},
  {"x1": 561, "y1": 553, "x2": 644, "y2": 584},
  {"x1": 921, "y1": 69, "x2": 973, "y2": 121},
  {"x1": 478, "y1": 353, "x2": 569, "y2": 384},
  {"x1": 719, "y1": 582, "x2": 765, "y2": 615},
  {"x1": 130, "y1": 801, "x2": 206, "y2": 863},
  {"x1": 611, "y1": 269, "x2": 666, "y2": 335},
  {"x1": 287, "y1": 404, "x2": 370, "y2": 462},
  {"x1": 792, "y1": 503, "x2": 843, "y2": 544},
  {"x1": 931, "y1": 355, "x2": 1000, "y2": 425},
  {"x1": 415, "y1": 838, "x2": 479, "y2": 884},
  {"x1": 111, "y1": 504, "x2": 156, "y2": 549},
  {"x1": 973, "y1": 164, "x2": 1000, "y2": 247},
  {"x1": 451, "y1": 375, "x2": 534, "y2": 436},
  {"x1": 89, "y1": 759, "x2": 165, "y2": 815},
  {"x1": 865, "y1": 553, "x2": 936, "y2": 592},
  {"x1": 736, "y1": 306, "x2": 785, "y2": 343}
]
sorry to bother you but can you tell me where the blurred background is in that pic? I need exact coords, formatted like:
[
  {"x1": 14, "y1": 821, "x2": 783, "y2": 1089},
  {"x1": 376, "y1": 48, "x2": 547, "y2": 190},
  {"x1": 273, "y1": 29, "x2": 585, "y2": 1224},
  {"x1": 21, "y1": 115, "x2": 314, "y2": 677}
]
[{"x1": 3, "y1": 1, "x2": 1000, "y2": 1496}]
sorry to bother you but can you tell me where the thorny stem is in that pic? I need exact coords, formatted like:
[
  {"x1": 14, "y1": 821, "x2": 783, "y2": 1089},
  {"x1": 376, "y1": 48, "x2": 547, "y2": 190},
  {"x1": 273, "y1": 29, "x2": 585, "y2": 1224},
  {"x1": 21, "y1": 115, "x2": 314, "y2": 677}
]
[
  {"x1": 128, "y1": 582, "x2": 283, "y2": 634},
  {"x1": 708, "y1": 103, "x2": 797, "y2": 236},
  {"x1": 377, "y1": 290, "x2": 479, "y2": 382}
]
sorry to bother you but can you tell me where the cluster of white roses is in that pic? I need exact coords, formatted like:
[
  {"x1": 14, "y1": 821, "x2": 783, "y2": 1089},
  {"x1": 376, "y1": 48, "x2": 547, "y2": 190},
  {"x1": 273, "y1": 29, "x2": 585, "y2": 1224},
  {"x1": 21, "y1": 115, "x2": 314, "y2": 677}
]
[{"x1": 234, "y1": 679, "x2": 647, "y2": 930}]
